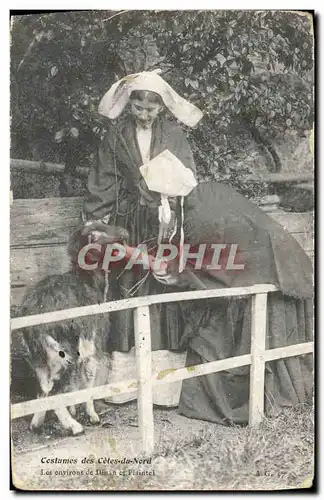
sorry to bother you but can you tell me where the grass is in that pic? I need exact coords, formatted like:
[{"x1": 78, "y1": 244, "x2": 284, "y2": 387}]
[{"x1": 77, "y1": 403, "x2": 314, "y2": 491}]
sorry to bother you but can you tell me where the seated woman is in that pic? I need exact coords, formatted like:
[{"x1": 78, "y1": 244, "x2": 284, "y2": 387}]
[
  {"x1": 177, "y1": 181, "x2": 313, "y2": 425},
  {"x1": 82, "y1": 70, "x2": 203, "y2": 406}
]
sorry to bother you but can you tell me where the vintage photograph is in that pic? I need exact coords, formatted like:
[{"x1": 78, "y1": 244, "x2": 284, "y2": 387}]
[{"x1": 10, "y1": 10, "x2": 314, "y2": 491}]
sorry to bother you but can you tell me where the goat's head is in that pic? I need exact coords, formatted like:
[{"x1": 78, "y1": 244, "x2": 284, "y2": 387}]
[{"x1": 68, "y1": 221, "x2": 129, "y2": 273}]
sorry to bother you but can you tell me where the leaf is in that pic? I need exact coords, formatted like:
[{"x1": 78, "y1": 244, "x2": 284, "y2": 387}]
[
  {"x1": 216, "y1": 54, "x2": 226, "y2": 66},
  {"x1": 50, "y1": 66, "x2": 58, "y2": 77},
  {"x1": 185, "y1": 78, "x2": 190, "y2": 87},
  {"x1": 70, "y1": 127, "x2": 79, "y2": 138},
  {"x1": 35, "y1": 31, "x2": 45, "y2": 42},
  {"x1": 54, "y1": 129, "x2": 64, "y2": 143},
  {"x1": 287, "y1": 102, "x2": 292, "y2": 112},
  {"x1": 190, "y1": 79, "x2": 199, "y2": 90}
]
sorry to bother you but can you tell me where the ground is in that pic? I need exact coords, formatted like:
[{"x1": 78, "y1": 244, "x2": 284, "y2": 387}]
[{"x1": 11, "y1": 400, "x2": 314, "y2": 491}]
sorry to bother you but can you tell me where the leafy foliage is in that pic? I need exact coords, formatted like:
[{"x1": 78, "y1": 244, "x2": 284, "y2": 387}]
[{"x1": 10, "y1": 10, "x2": 314, "y2": 197}]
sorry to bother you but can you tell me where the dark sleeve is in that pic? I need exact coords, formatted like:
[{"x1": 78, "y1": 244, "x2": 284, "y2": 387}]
[
  {"x1": 83, "y1": 132, "x2": 125, "y2": 222},
  {"x1": 172, "y1": 125, "x2": 197, "y2": 177},
  {"x1": 168, "y1": 124, "x2": 198, "y2": 213}
]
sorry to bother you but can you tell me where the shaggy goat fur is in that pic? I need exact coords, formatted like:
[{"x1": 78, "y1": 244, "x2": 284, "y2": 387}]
[{"x1": 20, "y1": 221, "x2": 129, "y2": 435}]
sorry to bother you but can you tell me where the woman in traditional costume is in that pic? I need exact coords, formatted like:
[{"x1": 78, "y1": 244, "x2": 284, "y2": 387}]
[
  {"x1": 178, "y1": 182, "x2": 313, "y2": 424},
  {"x1": 83, "y1": 70, "x2": 313, "y2": 422},
  {"x1": 83, "y1": 70, "x2": 202, "y2": 405}
]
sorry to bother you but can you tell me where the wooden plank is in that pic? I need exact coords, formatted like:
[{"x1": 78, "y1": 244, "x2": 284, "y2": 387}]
[
  {"x1": 10, "y1": 200, "x2": 313, "y2": 249},
  {"x1": 11, "y1": 378, "x2": 138, "y2": 420},
  {"x1": 154, "y1": 354, "x2": 252, "y2": 385},
  {"x1": 243, "y1": 173, "x2": 314, "y2": 184},
  {"x1": 291, "y1": 233, "x2": 314, "y2": 252},
  {"x1": 11, "y1": 339, "x2": 313, "y2": 420},
  {"x1": 264, "y1": 342, "x2": 314, "y2": 362},
  {"x1": 134, "y1": 306, "x2": 154, "y2": 456},
  {"x1": 11, "y1": 158, "x2": 89, "y2": 179},
  {"x1": 10, "y1": 160, "x2": 313, "y2": 185},
  {"x1": 10, "y1": 159, "x2": 313, "y2": 185},
  {"x1": 9, "y1": 199, "x2": 313, "y2": 308},
  {"x1": 249, "y1": 293, "x2": 268, "y2": 426},
  {"x1": 10, "y1": 198, "x2": 82, "y2": 306},
  {"x1": 10, "y1": 246, "x2": 71, "y2": 307},
  {"x1": 11, "y1": 287, "x2": 31, "y2": 310},
  {"x1": 10, "y1": 197, "x2": 82, "y2": 247},
  {"x1": 10, "y1": 231, "x2": 311, "y2": 308},
  {"x1": 307, "y1": 251, "x2": 314, "y2": 264},
  {"x1": 268, "y1": 210, "x2": 313, "y2": 234},
  {"x1": 11, "y1": 284, "x2": 278, "y2": 331},
  {"x1": 10, "y1": 354, "x2": 252, "y2": 420},
  {"x1": 11, "y1": 246, "x2": 70, "y2": 287}
]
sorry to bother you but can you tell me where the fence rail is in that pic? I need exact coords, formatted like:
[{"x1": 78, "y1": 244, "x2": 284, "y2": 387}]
[
  {"x1": 10, "y1": 284, "x2": 314, "y2": 456},
  {"x1": 10, "y1": 284, "x2": 278, "y2": 331},
  {"x1": 11, "y1": 158, "x2": 314, "y2": 184}
]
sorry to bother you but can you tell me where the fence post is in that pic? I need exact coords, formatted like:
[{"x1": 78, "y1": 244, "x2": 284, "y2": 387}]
[
  {"x1": 134, "y1": 305, "x2": 154, "y2": 456},
  {"x1": 249, "y1": 292, "x2": 268, "y2": 426}
]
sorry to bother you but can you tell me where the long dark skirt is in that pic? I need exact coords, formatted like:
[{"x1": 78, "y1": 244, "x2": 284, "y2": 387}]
[
  {"x1": 178, "y1": 292, "x2": 313, "y2": 425},
  {"x1": 108, "y1": 200, "x2": 185, "y2": 352}
]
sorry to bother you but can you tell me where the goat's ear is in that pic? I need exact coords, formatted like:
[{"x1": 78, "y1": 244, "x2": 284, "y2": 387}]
[
  {"x1": 45, "y1": 335, "x2": 61, "y2": 352},
  {"x1": 78, "y1": 337, "x2": 96, "y2": 360}
]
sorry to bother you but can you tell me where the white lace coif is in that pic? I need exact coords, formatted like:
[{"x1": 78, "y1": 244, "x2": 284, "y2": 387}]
[{"x1": 98, "y1": 69, "x2": 204, "y2": 128}]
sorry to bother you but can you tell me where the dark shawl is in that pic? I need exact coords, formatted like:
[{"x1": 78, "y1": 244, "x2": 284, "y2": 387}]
[
  {"x1": 182, "y1": 182, "x2": 313, "y2": 300},
  {"x1": 83, "y1": 114, "x2": 196, "y2": 226}
]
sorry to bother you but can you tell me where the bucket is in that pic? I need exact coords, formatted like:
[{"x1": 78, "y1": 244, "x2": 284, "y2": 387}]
[{"x1": 105, "y1": 348, "x2": 187, "y2": 406}]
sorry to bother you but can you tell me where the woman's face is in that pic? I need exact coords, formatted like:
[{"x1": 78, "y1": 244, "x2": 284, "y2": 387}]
[{"x1": 130, "y1": 95, "x2": 163, "y2": 129}]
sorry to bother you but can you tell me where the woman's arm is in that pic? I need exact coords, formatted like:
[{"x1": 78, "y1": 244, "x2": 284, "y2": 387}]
[
  {"x1": 83, "y1": 132, "x2": 124, "y2": 222},
  {"x1": 167, "y1": 123, "x2": 198, "y2": 211},
  {"x1": 177, "y1": 129, "x2": 197, "y2": 177}
]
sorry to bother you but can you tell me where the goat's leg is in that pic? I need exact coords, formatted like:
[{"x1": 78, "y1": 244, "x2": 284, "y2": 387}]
[
  {"x1": 30, "y1": 393, "x2": 47, "y2": 432},
  {"x1": 69, "y1": 405, "x2": 77, "y2": 416},
  {"x1": 30, "y1": 369, "x2": 54, "y2": 432},
  {"x1": 83, "y1": 358, "x2": 100, "y2": 425},
  {"x1": 31, "y1": 368, "x2": 83, "y2": 435},
  {"x1": 54, "y1": 407, "x2": 84, "y2": 436},
  {"x1": 78, "y1": 336, "x2": 101, "y2": 425},
  {"x1": 86, "y1": 399, "x2": 100, "y2": 425}
]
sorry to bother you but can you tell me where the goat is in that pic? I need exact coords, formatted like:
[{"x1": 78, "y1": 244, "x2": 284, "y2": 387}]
[{"x1": 20, "y1": 221, "x2": 129, "y2": 435}]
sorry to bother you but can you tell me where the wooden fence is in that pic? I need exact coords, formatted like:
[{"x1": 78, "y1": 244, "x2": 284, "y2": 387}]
[
  {"x1": 10, "y1": 283, "x2": 314, "y2": 456},
  {"x1": 10, "y1": 157, "x2": 314, "y2": 183},
  {"x1": 10, "y1": 159, "x2": 314, "y2": 455}
]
